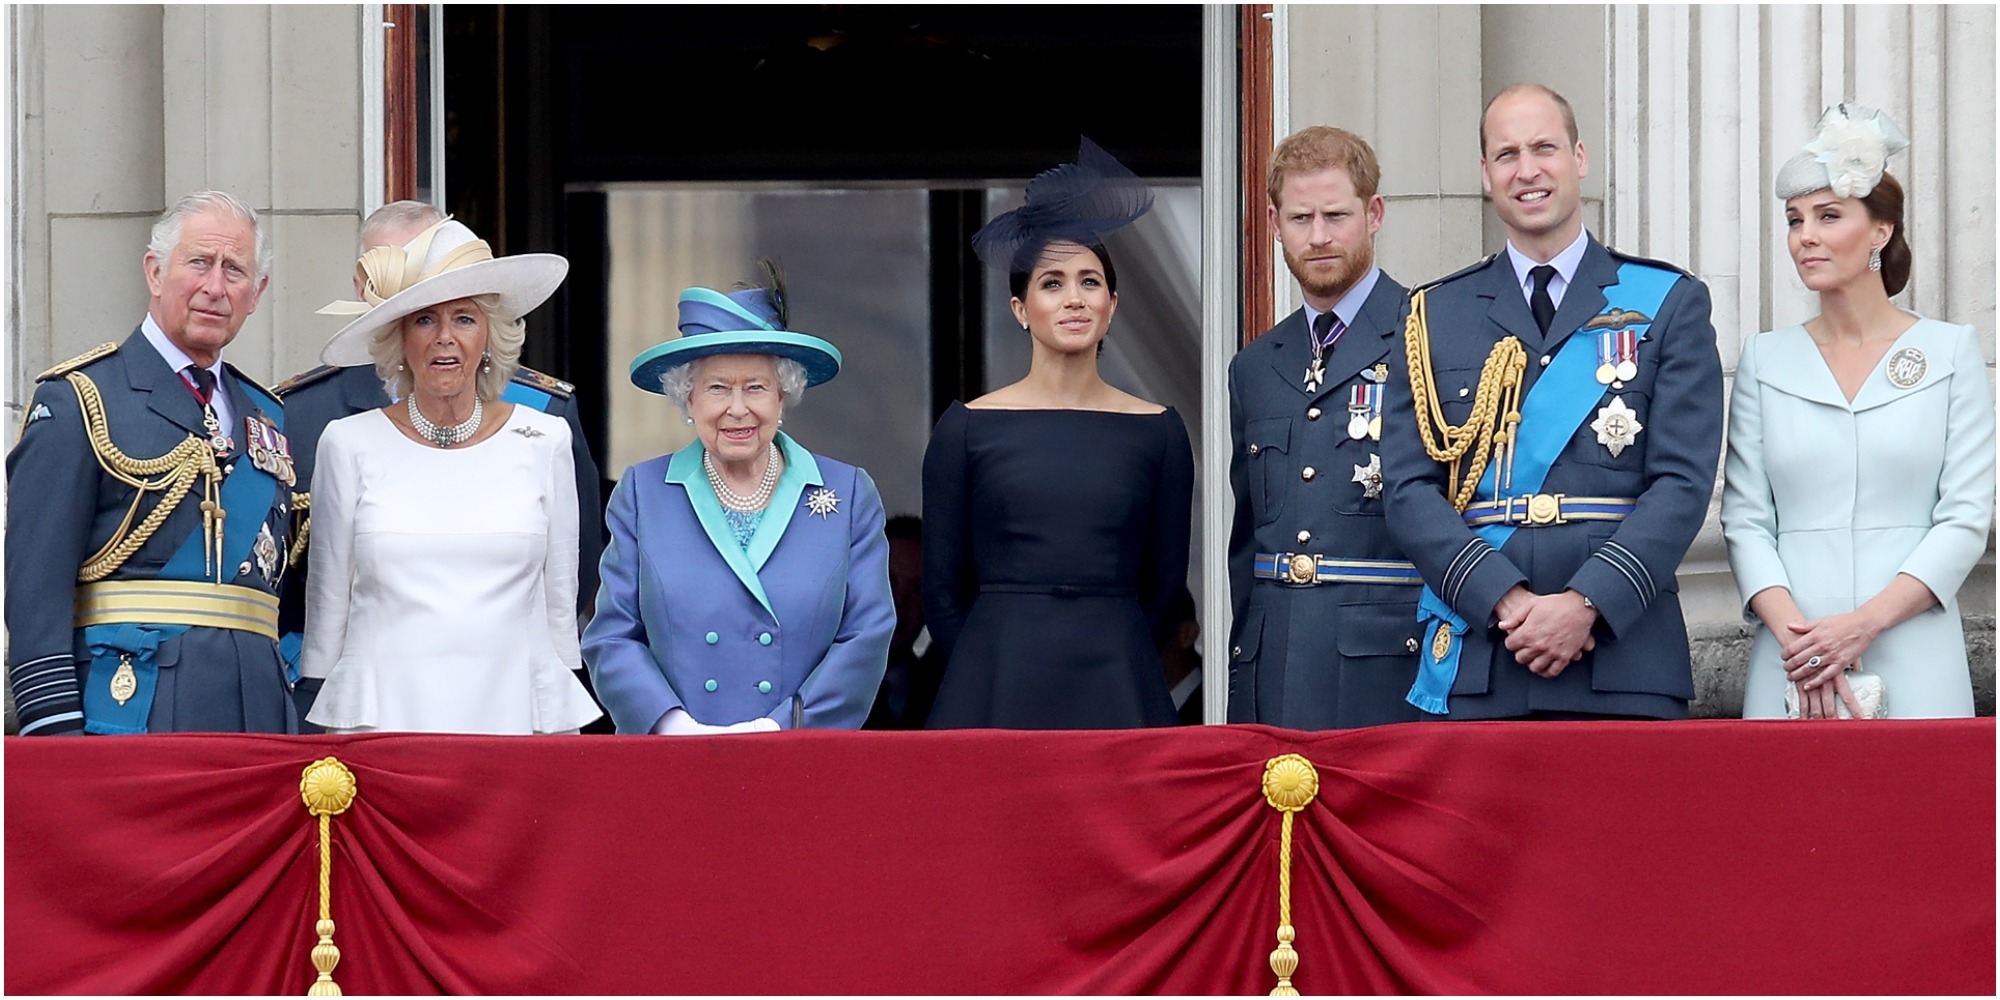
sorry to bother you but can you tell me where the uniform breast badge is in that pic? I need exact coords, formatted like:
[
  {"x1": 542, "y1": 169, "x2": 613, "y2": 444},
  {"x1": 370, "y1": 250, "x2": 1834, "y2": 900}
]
[
  {"x1": 804, "y1": 487, "x2": 841, "y2": 518},
  {"x1": 1886, "y1": 347, "x2": 1927, "y2": 389},
  {"x1": 1590, "y1": 397, "x2": 1643, "y2": 457},
  {"x1": 1351, "y1": 453, "x2": 1384, "y2": 499}
]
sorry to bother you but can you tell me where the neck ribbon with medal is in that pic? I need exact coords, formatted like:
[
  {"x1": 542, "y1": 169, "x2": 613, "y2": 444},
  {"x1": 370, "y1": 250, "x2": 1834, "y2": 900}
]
[{"x1": 1303, "y1": 312, "x2": 1391, "y2": 501}]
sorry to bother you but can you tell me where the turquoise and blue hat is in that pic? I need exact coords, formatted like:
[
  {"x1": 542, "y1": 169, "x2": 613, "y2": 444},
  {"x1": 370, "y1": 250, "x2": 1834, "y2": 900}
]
[{"x1": 628, "y1": 286, "x2": 842, "y2": 394}]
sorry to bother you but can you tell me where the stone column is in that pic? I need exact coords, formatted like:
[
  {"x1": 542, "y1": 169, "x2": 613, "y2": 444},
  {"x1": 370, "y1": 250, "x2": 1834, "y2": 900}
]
[{"x1": 8, "y1": 3, "x2": 372, "y2": 441}]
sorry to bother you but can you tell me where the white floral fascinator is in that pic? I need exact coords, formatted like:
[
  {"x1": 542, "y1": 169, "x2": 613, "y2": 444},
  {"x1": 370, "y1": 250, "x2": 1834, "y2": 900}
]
[{"x1": 1774, "y1": 102, "x2": 1911, "y2": 201}]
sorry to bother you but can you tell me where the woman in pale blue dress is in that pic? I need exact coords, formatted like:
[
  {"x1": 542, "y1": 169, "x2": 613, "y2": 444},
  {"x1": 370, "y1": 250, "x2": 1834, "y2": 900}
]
[{"x1": 1722, "y1": 103, "x2": 1994, "y2": 720}]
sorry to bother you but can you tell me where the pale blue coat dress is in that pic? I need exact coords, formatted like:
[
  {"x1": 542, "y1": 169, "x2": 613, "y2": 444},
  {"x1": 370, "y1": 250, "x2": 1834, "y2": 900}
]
[
  {"x1": 582, "y1": 432, "x2": 894, "y2": 732},
  {"x1": 1722, "y1": 317, "x2": 1995, "y2": 718}
]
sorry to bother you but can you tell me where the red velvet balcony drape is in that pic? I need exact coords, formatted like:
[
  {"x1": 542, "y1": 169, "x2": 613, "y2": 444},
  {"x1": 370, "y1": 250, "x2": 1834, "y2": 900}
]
[{"x1": 7, "y1": 720, "x2": 1993, "y2": 994}]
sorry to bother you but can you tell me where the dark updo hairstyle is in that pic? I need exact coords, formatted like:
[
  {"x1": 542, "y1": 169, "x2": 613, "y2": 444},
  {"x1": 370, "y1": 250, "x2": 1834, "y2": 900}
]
[
  {"x1": 1859, "y1": 171, "x2": 1912, "y2": 296},
  {"x1": 1007, "y1": 240, "x2": 1119, "y2": 302}
]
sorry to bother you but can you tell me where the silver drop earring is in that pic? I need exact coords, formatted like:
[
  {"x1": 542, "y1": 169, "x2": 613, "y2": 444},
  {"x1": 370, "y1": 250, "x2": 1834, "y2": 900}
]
[
  {"x1": 481, "y1": 353, "x2": 492, "y2": 372},
  {"x1": 1868, "y1": 246, "x2": 1883, "y2": 272}
]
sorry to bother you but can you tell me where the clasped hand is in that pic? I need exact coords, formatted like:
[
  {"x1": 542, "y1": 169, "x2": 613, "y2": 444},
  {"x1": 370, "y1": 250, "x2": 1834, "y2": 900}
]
[
  {"x1": 1780, "y1": 610, "x2": 1881, "y2": 721},
  {"x1": 1496, "y1": 587, "x2": 1597, "y2": 678}
]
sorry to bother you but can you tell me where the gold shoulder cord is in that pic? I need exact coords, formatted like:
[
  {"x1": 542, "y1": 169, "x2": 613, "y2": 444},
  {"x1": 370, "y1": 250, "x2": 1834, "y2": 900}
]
[
  {"x1": 288, "y1": 491, "x2": 312, "y2": 566},
  {"x1": 1403, "y1": 288, "x2": 1528, "y2": 511},
  {"x1": 66, "y1": 372, "x2": 225, "y2": 583}
]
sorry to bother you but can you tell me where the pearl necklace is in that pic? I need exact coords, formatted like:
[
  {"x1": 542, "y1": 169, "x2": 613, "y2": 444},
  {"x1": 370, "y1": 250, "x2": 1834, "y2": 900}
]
[
  {"x1": 408, "y1": 394, "x2": 482, "y2": 448},
  {"x1": 705, "y1": 442, "x2": 781, "y2": 512}
]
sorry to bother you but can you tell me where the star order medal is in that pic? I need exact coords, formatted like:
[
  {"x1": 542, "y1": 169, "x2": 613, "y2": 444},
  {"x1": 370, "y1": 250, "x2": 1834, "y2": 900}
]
[
  {"x1": 1352, "y1": 453, "x2": 1384, "y2": 499},
  {"x1": 253, "y1": 522, "x2": 281, "y2": 584},
  {"x1": 804, "y1": 487, "x2": 841, "y2": 518},
  {"x1": 1590, "y1": 397, "x2": 1643, "y2": 458}
]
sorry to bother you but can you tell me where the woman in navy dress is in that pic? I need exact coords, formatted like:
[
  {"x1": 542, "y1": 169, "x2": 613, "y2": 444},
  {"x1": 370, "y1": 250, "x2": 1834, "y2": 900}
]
[{"x1": 923, "y1": 140, "x2": 1194, "y2": 729}]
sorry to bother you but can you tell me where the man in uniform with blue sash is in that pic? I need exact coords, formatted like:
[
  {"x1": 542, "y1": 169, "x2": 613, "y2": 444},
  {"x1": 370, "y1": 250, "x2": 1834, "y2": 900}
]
[
  {"x1": 1381, "y1": 84, "x2": 1724, "y2": 720},
  {"x1": 6, "y1": 191, "x2": 299, "y2": 735},
  {"x1": 274, "y1": 201, "x2": 605, "y2": 723},
  {"x1": 1227, "y1": 126, "x2": 1424, "y2": 729}
]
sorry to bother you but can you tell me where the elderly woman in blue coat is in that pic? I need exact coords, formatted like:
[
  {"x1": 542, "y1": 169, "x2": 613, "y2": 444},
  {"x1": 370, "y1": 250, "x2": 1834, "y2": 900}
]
[{"x1": 582, "y1": 280, "x2": 893, "y2": 733}]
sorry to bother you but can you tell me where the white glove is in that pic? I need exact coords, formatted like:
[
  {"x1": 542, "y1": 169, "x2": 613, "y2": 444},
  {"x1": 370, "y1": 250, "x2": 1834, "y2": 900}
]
[{"x1": 651, "y1": 708, "x2": 781, "y2": 735}]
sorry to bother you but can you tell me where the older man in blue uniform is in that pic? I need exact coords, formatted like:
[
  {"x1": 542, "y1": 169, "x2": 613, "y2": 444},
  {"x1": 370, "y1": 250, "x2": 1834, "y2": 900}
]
[
  {"x1": 1381, "y1": 83, "x2": 1724, "y2": 720},
  {"x1": 1227, "y1": 126, "x2": 1423, "y2": 729},
  {"x1": 6, "y1": 191, "x2": 298, "y2": 735},
  {"x1": 274, "y1": 201, "x2": 605, "y2": 722}
]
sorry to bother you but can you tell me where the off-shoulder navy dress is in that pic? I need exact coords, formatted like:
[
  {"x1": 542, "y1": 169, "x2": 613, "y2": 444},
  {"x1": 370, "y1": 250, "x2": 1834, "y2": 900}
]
[{"x1": 921, "y1": 401, "x2": 1194, "y2": 728}]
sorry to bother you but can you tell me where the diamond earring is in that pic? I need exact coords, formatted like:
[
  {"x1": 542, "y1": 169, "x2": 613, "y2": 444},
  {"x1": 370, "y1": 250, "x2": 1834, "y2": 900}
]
[{"x1": 1868, "y1": 246, "x2": 1883, "y2": 272}]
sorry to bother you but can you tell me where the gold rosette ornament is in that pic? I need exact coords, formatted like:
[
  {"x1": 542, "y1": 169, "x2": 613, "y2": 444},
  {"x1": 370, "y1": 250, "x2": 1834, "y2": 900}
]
[
  {"x1": 299, "y1": 757, "x2": 358, "y2": 996},
  {"x1": 1262, "y1": 754, "x2": 1321, "y2": 996}
]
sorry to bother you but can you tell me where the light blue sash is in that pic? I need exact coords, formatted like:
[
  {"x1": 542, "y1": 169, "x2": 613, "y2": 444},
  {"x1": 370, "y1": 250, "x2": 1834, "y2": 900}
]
[
  {"x1": 1407, "y1": 261, "x2": 1680, "y2": 713},
  {"x1": 89, "y1": 379, "x2": 287, "y2": 733}
]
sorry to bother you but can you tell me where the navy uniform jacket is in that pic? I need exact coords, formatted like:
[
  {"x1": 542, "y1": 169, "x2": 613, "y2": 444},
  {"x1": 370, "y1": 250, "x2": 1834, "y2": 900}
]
[
  {"x1": 273, "y1": 362, "x2": 605, "y2": 639},
  {"x1": 1380, "y1": 236, "x2": 1723, "y2": 719},
  {"x1": 5, "y1": 330, "x2": 298, "y2": 734},
  {"x1": 1227, "y1": 273, "x2": 1423, "y2": 729}
]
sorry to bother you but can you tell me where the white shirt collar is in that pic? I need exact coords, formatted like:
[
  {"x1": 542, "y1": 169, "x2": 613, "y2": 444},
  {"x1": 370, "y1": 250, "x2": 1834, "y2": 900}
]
[
  {"x1": 1504, "y1": 228, "x2": 1591, "y2": 310},
  {"x1": 1301, "y1": 265, "x2": 1383, "y2": 337}
]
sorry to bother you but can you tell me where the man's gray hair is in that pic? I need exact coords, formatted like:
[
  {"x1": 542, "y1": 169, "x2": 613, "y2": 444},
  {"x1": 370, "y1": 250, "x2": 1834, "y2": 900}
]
[
  {"x1": 359, "y1": 200, "x2": 444, "y2": 255},
  {"x1": 147, "y1": 191, "x2": 272, "y2": 280},
  {"x1": 658, "y1": 355, "x2": 809, "y2": 420}
]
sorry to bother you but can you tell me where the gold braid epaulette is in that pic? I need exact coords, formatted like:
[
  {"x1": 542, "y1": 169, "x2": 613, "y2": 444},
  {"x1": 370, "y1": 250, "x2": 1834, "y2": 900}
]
[
  {"x1": 67, "y1": 371, "x2": 224, "y2": 583},
  {"x1": 1403, "y1": 288, "x2": 1528, "y2": 512},
  {"x1": 288, "y1": 491, "x2": 312, "y2": 565}
]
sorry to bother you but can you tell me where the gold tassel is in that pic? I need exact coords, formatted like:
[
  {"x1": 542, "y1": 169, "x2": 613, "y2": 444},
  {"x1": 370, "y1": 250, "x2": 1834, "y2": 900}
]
[
  {"x1": 299, "y1": 757, "x2": 358, "y2": 996},
  {"x1": 1262, "y1": 754, "x2": 1321, "y2": 997}
]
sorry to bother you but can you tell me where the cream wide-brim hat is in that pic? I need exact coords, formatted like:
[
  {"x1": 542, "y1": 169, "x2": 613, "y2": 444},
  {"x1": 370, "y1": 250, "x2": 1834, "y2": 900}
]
[{"x1": 317, "y1": 218, "x2": 569, "y2": 367}]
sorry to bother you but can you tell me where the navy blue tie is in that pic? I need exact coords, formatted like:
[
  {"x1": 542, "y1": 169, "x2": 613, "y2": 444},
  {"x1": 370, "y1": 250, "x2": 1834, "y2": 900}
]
[{"x1": 1529, "y1": 265, "x2": 1557, "y2": 336}]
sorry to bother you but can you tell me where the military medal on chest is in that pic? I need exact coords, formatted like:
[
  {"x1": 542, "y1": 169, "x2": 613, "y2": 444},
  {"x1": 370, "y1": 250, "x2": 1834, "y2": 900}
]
[
  {"x1": 1595, "y1": 328, "x2": 1640, "y2": 387},
  {"x1": 1348, "y1": 364, "x2": 1388, "y2": 440},
  {"x1": 243, "y1": 416, "x2": 297, "y2": 486}
]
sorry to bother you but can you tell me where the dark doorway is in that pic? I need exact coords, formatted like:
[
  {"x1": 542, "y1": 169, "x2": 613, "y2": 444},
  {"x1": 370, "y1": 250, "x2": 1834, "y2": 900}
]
[{"x1": 442, "y1": 5, "x2": 1204, "y2": 507}]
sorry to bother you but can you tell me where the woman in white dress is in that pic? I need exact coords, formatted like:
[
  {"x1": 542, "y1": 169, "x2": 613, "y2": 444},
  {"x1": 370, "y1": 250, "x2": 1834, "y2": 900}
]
[
  {"x1": 1722, "y1": 104, "x2": 1995, "y2": 720},
  {"x1": 299, "y1": 219, "x2": 602, "y2": 734}
]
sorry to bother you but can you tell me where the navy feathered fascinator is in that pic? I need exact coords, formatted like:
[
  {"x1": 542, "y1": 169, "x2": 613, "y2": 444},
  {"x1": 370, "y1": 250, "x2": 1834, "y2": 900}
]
[{"x1": 971, "y1": 137, "x2": 1155, "y2": 273}]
